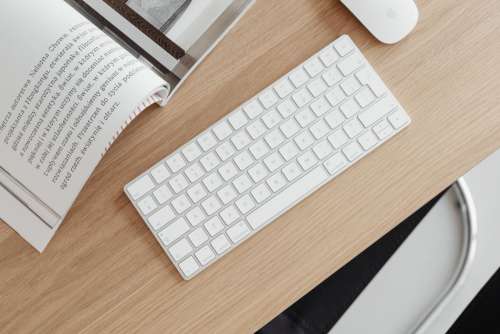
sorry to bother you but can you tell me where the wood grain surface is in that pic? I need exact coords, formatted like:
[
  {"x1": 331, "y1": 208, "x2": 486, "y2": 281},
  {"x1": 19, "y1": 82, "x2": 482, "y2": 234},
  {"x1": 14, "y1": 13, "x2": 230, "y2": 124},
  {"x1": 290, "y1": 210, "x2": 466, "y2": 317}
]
[{"x1": 2, "y1": 0, "x2": 500, "y2": 333}]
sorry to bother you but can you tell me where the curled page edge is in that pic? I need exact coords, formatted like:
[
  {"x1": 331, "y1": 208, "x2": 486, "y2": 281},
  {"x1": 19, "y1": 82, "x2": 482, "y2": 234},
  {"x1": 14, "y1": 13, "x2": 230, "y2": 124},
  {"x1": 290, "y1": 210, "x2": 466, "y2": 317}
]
[{"x1": 102, "y1": 85, "x2": 170, "y2": 156}]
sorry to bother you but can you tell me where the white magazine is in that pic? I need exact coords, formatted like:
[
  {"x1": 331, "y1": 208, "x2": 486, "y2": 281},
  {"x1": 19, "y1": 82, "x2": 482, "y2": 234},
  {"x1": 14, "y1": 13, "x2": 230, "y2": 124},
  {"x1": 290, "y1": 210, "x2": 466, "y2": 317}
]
[{"x1": 0, "y1": 0, "x2": 254, "y2": 251}]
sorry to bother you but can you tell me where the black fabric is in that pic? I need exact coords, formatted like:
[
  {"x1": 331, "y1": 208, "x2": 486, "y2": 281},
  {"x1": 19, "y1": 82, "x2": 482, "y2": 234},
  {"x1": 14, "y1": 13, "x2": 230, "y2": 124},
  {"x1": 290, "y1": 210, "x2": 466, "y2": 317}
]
[
  {"x1": 258, "y1": 191, "x2": 446, "y2": 334},
  {"x1": 447, "y1": 267, "x2": 500, "y2": 333}
]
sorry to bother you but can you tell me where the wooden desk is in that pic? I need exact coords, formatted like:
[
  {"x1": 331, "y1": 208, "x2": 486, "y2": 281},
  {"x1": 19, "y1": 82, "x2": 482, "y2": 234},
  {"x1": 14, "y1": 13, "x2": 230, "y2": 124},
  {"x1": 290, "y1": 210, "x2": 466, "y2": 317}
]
[{"x1": 2, "y1": 0, "x2": 500, "y2": 332}]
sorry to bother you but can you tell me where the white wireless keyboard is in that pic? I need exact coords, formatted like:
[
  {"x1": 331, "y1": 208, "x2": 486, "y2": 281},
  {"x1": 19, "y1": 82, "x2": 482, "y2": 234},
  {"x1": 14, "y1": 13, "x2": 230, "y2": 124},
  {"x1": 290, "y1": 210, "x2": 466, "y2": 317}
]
[{"x1": 125, "y1": 35, "x2": 410, "y2": 280}]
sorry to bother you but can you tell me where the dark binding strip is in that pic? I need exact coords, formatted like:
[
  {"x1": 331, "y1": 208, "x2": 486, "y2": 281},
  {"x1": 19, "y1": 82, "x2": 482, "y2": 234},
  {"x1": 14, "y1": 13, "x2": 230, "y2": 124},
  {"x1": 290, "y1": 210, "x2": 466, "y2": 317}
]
[{"x1": 74, "y1": 0, "x2": 185, "y2": 60}]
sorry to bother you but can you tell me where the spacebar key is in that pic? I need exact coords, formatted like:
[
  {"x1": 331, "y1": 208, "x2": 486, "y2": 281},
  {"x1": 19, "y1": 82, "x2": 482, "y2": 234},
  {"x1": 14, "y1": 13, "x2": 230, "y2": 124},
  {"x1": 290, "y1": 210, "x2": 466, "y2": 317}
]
[{"x1": 247, "y1": 166, "x2": 329, "y2": 229}]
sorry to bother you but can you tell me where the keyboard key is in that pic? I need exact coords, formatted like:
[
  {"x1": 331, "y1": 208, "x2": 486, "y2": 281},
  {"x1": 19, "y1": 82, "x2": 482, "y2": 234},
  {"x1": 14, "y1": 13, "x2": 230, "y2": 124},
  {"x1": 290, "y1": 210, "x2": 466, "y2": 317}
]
[
  {"x1": 169, "y1": 174, "x2": 189, "y2": 193},
  {"x1": 309, "y1": 119, "x2": 330, "y2": 139},
  {"x1": 248, "y1": 163, "x2": 269, "y2": 182},
  {"x1": 219, "y1": 162, "x2": 238, "y2": 181},
  {"x1": 283, "y1": 162, "x2": 302, "y2": 181},
  {"x1": 262, "y1": 110, "x2": 282, "y2": 128},
  {"x1": 343, "y1": 119, "x2": 364, "y2": 138},
  {"x1": 204, "y1": 216, "x2": 224, "y2": 236},
  {"x1": 202, "y1": 196, "x2": 221, "y2": 216},
  {"x1": 319, "y1": 46, "x2": 339, "y2": 66},
  {"x1": 295, "y1": 109, "x2": 315, "y2": 127},
  {"x1": 186, "y1": 207, "x2": 206, "y2": 226},
  {"x1": 338, "y1": 53, "x2": 364, "y2": 75},
  {"x1": 280, "y1": 119, "x2": 300, "y2": 138},
  {"x1": 211, "y1": 234, "x2": 231, "y2": 254},
  {"x1": 213, "y1": 121, "x2": 233, "y2": 140},
  {"x1": 244, "y1": 100, "x2": 264, "y2": 119},
  {"x1": 189, "y1": 228, "x2": 209, "y2": 247},
  {"x1": 355, "y1": 87, "x2": 376, "y2": 107},
  {"x1": 325, "y1": 110, "x2": 345, "y2": 129},
  {"x1": 259, "y1": 89, "x2": 278, "y2": 109},
  {"x1": 196, "y1": 246, "x2": 215, "y2": 265},
  {"x1": 197, "y1": 132, "x2": 217, "y2": 151},
  {"x1": 289, "y1": 67, "x2": 309, "y2": 87},
  {"x1": 356, "y1": 67, "x2": 386, "y2": 97},
  {"x1": 151, "y1": 164, "x2": 170, "y2": 183},
  {"x1": 251, "y1": 184, "x2": 271, "y2": 203},
  {"x1": 187, "y1": 183, "x2": 207, "y2": 203},
  {"x1": 325, "y1": 86, "x2": 346, "y2": 106},
  {"x1": 235, "y1": 194, "x2": 255, "y2": 214},
  {"x1": 159, "y1": 217, "x2": 190, "y2": 245},
  {"x1": 228, "y1": 110, "x2": 248, "y2": 129},
  {"x1": 292, "y1": 89, "x2": 313, "y2": 108},
  {"x1": 307, "y1": 78, "x2": 328, "y2": 97},
  {"x1": 359, "y1": 96, "x2": 398, "y2": 127},
  {"x1": 149, "y1": 205, "x2": 176, "y2": 231},
  {"x1": 279, "y1": 142, "x2": 299, "y2": 161},
  {"x1": 341, "y1": 76, "x2": 361, "y2": 96},
  {"x1": 264, "y1": 152, "x2": 284, "y2": 172},
  {"x1": 249, "y1": 140, "x2": 270, "y2": 159},
  {"x1": 333, "y1": 35, "x2": 354, "y2": 56},
  {"x1": 388, "y1": 109, "x2": 410, "y2": 129},
  {"x1": 169, "y1": 238, "x2": 193, "y2": 261},
  {"x1": 310, "y1": 96, "x2": 331, "y2": 116},
  {"x1": 298, "y1": 151, "x2": 319, "y2": 170},
  {"x1": 322, "y1": 67, "x2": 343, "y2": 86},
  {"x1": 267, "y1": 172, "x2": 287, "y2": 192},
  {"x1": 234, "y1": 151, "x2": 254, "y2": 170},
  {"x1": 340, "y1": 99, "x2": 361, "y2": 118},
  {"x1": 328, "y1": 129, "x2": 349, "y2": 149},
  {"x1": 138, "y1": 196, "x2": 157, "y2": 215},
  {"x1": 358, "y1": 130, "x2": 378, "y2": 150},
  {"x1": 171, "y1": 195, "x2": 191, "y2": 214},
  {"x1": 128, "y1": 174, "x2": 154, "y2": 200},
  {"x1": 184, "y1": 163, "x2": 204, "y2": 182},
  {"x1": 203, "y1": 173, "x2": 223, "y2": 192},
  {"x1": 274, "y1": 78, "x2": 294, "y2": 98},
  {"x1": 294, "y1": 130, "x2": 315, "y2": 150},
  {"x1": 304, "y1": 57, "x2": 324, "y2": 77},
  {"x1": 216, "y1": 142, "x2": 235, "y2": 161},
  {"x1": 246, "y1": 119, "x2": 267, "y2": 139},
  {"x1": 200, "y1": 152, "x2": 220, "y2": 171},
  {"x1": 217, "y1": 185, "x2": 237, "y2": 204},
  {"x1": 153, "y1": 185, "x2": 172, "y2": 204},
  {"x1": 324, "y1": 153, "x2": 347, "y2": 174},
  {"x1": 166, "y1": 154, "x2": 186, "y2": 173},
  {"x1": 220, "y1": 205, "x2": 240, "y2": 225},
  {"x1": 227, "y1": 221, "x2": 251, "y2": 243},
  {"x1": 265, "y1": 129, "x2": 285, "y2": 148},
  {"x1": 277, "y1": 100, "x2": 297, "y2": 118},
  {"x1": 343, "y1": 142, "x2": 363, "y2": 161},
  {"x1": 179, "y1": 256, "x2": 199, "y2": 277},
  {"x1": 182, "y1": 143, "x2": 202, "y2": 162},
  {"x1": 233, "y1": 174, "x2": 253, "y2": 193},
  {"x1": 231, "y1": 131, "x2": 252, "y2": 150},
  {"x1": 247, "y1": 166, "x2": 328, "y2": 229},
  {"x1": 373, "y1": 120, "x2": 394, "y2": 139},
  {"x1": 313, "y1": 140, "x2": 333, "y2": 159}
]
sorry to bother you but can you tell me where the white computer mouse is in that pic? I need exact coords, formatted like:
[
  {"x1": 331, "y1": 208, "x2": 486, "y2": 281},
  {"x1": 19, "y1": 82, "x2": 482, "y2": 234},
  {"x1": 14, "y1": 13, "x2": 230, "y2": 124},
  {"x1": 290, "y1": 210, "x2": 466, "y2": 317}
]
[{"x1": 341, "y1": 0, "x2": 419, "y2": 44}]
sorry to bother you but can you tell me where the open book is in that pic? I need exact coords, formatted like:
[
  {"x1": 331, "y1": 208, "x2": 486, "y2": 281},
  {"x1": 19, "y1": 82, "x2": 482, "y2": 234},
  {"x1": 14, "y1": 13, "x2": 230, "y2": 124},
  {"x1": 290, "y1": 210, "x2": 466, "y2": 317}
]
[{"x1": 0, "y1": 0, "x2": 254, "y2": 251}]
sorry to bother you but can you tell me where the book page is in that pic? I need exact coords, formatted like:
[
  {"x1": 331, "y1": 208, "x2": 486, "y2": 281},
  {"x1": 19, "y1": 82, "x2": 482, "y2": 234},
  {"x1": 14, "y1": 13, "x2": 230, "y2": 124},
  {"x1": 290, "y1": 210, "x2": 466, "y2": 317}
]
[{"x1": 0, "y1": 0, "x2": 168, "y2": 250}]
